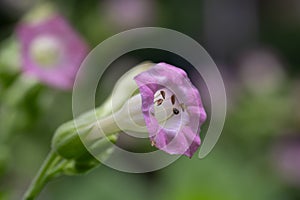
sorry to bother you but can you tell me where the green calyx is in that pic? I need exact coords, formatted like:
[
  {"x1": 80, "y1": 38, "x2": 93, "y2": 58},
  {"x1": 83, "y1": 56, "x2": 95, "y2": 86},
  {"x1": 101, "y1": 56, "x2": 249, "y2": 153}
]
[{"x1": 51, "y1": 120, "x2": 92, "y2": 160}]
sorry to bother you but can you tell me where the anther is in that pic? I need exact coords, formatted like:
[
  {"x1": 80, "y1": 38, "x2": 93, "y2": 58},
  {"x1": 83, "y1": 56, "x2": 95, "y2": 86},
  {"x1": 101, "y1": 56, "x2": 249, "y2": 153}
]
[
  {"x1": 173, "y1": 108, "x2": 180, "y2": 115},
  {"x1": 160, "y1": 91, "x2": 166, "y2": 99},
  {"x1": 171, "y1": 95, "x2": 176, "y2": 105},
  {"x1": 151, "y1": 140, "x2": 156, "y2": 146},
  {"x1": 156, "y1": 99, "x2": 163, "y2": 106}
]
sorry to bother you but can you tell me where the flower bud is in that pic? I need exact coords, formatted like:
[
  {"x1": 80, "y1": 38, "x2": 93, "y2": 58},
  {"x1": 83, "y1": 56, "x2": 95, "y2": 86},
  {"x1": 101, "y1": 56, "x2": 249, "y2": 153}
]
[{"x1": 22, "y1": 3, "x2": 57, "y2": 24}]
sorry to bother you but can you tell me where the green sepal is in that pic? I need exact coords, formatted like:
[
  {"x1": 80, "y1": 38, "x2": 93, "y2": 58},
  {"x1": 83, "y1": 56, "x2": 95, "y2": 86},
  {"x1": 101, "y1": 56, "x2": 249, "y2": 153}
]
[
  {"x1": 51, "y1": 120, "x2": 93, "y2": 160},
  {"x1": 62, "y1": 135, "x2": 117, "y2": 174}
]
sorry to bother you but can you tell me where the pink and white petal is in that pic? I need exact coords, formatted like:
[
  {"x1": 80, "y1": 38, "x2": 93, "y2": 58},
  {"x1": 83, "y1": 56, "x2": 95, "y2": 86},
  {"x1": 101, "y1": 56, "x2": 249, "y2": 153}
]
[{"x1": 134, "y1": 62, "x2": 206, "y2": 157}]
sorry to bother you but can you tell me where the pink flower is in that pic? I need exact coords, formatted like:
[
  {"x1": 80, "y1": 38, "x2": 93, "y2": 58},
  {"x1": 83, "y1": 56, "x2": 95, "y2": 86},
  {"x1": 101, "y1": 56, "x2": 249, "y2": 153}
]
[
  {"x1": 16, "y1": 15, "x2": 89, "y2": 90},
  {"x1": 272, "y1": 134, "x2": 300, "y2": 186},
  {"x1": 133, "y1": 63, "x2": 206, "y2": 157}
]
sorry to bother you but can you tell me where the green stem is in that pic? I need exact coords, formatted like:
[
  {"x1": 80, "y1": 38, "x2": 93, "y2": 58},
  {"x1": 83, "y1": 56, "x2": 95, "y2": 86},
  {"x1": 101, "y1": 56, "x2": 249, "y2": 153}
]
[{"x1": 23, "y1": 151, "x2": 59, "y2": 200}]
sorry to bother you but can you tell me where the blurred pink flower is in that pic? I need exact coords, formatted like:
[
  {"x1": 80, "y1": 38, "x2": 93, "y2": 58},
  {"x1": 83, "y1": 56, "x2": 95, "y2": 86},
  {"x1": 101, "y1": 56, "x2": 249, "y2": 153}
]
[
  {"x1": 134, "y1": 63, "x2": 207, "y2": 157},
  {"x1": 238, "y1": 48, "x2": 285, "y2": 95},
  {"x1": 272, "y1": 134, "x2": 300, "y2": 186},
  {"x1": 16, "y1": 15, "x2": 89, "y2": 90},
  {"x1": 101, "y1": 0, "x2": 156, "y2": 30}
]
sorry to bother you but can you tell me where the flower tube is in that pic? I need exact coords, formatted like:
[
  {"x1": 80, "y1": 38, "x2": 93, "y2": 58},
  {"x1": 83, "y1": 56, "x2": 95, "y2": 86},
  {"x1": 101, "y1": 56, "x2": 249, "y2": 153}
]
[{"x1": 52, "y1": 62, "x2": 154, "y2": 159}]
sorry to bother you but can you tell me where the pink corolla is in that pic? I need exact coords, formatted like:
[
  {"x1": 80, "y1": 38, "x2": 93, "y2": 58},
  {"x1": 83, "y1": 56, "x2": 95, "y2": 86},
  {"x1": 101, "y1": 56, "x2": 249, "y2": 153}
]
[
  {"x1": 16, "y1": 15, "x2": 89, "y2": 90},
  {"x1": 134, "y1": 63, "x2": 206, "y2": 157},
  {"x1": 113, "y1": 63, "x2": 207, "y2": 157}
]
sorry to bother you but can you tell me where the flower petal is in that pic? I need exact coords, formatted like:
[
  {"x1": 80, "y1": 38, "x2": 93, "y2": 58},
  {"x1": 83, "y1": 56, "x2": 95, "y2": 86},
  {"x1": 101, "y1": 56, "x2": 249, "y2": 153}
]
[{"x1": 134, "y1": 62, "x2": 206, "y2": 157}]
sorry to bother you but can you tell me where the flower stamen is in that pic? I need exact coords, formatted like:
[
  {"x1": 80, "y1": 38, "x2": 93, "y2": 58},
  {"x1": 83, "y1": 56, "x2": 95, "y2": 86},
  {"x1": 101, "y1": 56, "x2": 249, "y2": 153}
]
[
  {"x1": 171, "y1": 94, "x2": 176, "y2": 105},
  {"x1": 151, "y1": 140, "x2": 156, "y2": 146},
  {"x1": 153, "y1": 90, "x2": 183, "y2": 125},
  {"x1": 173, "y1": 108, "x2": 180, "y2": 115},
  {"x1": 155, "y1": 99, "x2": 163, "y2": 106},
  {"x1": 160, "y1": 90, "x2": 166, "y2": 99}
]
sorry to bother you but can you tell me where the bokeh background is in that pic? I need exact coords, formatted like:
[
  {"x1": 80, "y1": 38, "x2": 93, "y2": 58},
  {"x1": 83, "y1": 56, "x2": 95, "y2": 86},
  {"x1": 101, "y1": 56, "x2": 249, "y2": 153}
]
[{"x1": 0, "y1": 0, "x2": 300, "y2": 199}]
